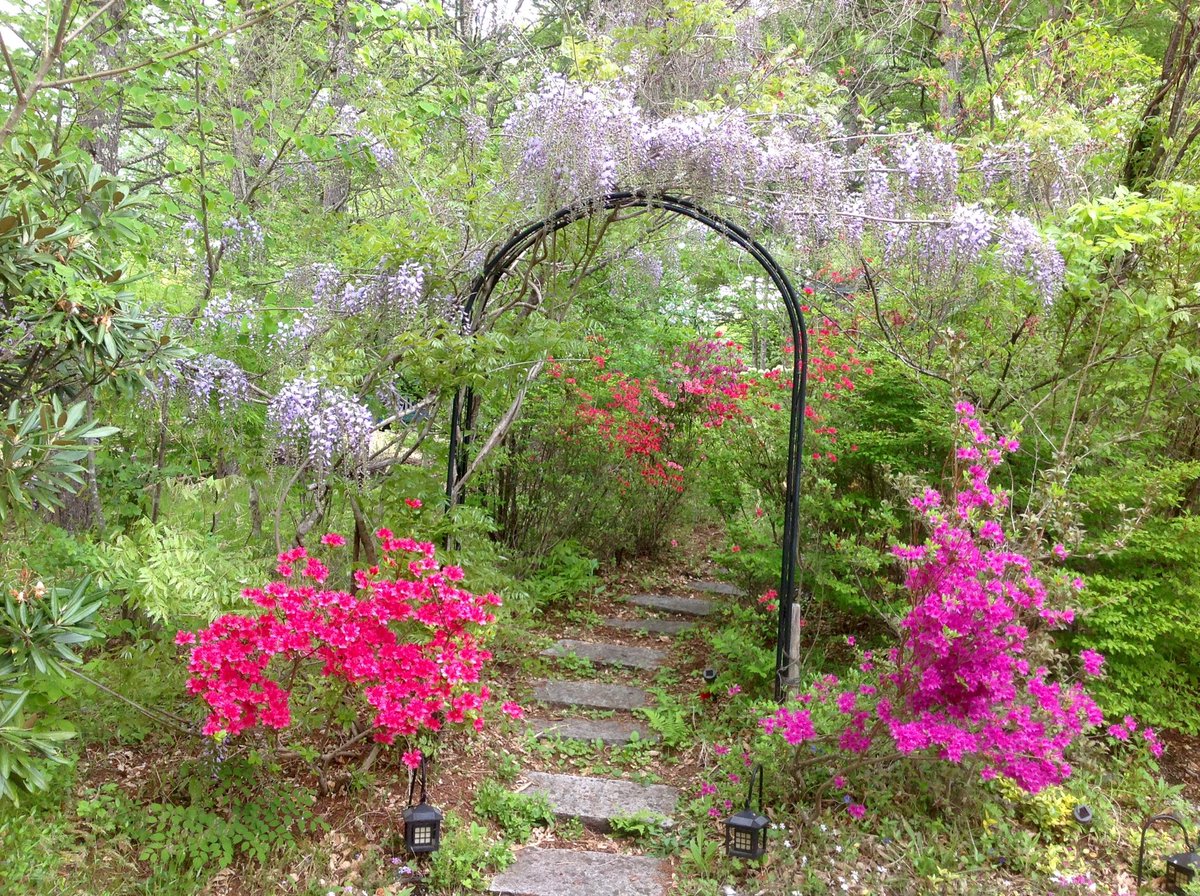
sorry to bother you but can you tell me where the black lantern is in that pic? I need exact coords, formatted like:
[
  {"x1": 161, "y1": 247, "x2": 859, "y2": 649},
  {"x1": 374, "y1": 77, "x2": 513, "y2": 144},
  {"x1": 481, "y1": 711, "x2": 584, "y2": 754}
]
[
  {"x1": 402, "y1": 758, "x2": 442, "y2": 855},
  {"x1": 702, "y1": 668, "x2": 718, "y2": 684},
  {"x1": 1166, "y1": 852, "x2": 1199, "y2": 895},
  {"x1": 724, "y1": 764, "x2": 769, "y2": 860},
  {"x1": 1136, "y1": 813, "x2": 1197, "y2": 895}
]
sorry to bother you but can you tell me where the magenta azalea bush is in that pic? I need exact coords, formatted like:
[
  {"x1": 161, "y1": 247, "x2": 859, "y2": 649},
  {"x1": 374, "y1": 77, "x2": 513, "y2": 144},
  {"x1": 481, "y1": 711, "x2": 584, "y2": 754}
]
[{"x1": 757, "y1": 403, "x2": 1160, "y2": 798}]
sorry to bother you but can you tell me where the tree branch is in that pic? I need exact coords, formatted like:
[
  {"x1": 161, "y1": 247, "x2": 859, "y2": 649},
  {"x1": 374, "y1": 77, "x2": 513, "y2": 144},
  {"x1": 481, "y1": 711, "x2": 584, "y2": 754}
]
[{"x1": 43, "y1": 0, "x2": 303, "y2": 89}]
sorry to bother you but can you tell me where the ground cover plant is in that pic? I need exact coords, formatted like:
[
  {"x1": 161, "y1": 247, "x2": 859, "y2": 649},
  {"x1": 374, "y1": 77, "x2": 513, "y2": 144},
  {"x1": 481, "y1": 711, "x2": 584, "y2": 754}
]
[{"x1": 2, "y1": 0, "x2": 1200, "y2": 894}]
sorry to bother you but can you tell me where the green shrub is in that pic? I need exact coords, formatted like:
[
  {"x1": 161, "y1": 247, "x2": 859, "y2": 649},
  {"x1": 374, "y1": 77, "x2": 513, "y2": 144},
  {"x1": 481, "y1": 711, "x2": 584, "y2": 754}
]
[
  {"x1": 473, "y1": 779, "x2": 553, "y2": 842},
  {"x1": 74, "y1": 759, "x2": 326, "y2": 890},
  {"x1": 524, "y1": 540, "x2": 599, "y2": 608},
  {"x1": 95, "y1": 519, "x2": 259, "y2": 624},
  {"x1": 1072, "y1": 515, "x2": 1200, "y2": 732},
  {"x1": 425, "y1": 812, "x2": 512, "y2": 893}
]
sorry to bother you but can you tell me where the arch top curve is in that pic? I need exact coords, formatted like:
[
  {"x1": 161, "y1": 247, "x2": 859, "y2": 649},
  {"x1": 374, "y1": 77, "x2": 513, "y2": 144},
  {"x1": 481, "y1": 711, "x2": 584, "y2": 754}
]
[
  {"x1": 463, "y1": 191, "x2": 807, "y2": 335},
  {"x1": 446, "y1": 190, "x2": 810, "y2": 701}
]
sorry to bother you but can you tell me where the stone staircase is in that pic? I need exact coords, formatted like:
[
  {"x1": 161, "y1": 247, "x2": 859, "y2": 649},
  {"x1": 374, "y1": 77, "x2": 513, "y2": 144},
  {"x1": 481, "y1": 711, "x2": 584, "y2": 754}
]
[{"x1": 489, "y1": 580, "x2": 741, "y2": 896}]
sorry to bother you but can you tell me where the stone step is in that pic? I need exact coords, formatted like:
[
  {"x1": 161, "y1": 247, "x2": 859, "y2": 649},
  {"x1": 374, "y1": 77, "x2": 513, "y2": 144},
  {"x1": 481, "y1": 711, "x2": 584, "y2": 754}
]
[
  {"x1": 534, "y1": 680, "x2": 650, "y2": 711},
  {"x1": 686, "y1": 579, "x2": 746, "y2": 597},
  {"x1": 522, "y1": 771, "x2": 678, "y2": 832},
  {"x1": 603, "y1": 617, "x2": 694, "y2": 636},
  {"x1": 623, "y1": 593, "x2": 716, "y2": 617},
  {"x1": 541, "y1": 639, "x2": 666, "y2": 671},
  {"x1": 528, "y1": 717, "x2": 657, "y2": 746},
  {"x1": 490, "y1": 847, "x2": 669, "y2": 896}
]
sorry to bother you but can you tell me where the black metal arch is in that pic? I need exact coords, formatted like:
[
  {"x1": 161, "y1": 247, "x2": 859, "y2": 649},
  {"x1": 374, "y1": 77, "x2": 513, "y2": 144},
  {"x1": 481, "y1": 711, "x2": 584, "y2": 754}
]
[{"x1": 445, "y1": 191, "x2": 810, "y2": 700}]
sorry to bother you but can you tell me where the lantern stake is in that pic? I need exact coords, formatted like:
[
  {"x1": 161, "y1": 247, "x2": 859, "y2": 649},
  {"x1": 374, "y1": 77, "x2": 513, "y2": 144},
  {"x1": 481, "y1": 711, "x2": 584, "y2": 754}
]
[{"x1": 1136, "y1": 812, "x2": 1197, "y2": 894}]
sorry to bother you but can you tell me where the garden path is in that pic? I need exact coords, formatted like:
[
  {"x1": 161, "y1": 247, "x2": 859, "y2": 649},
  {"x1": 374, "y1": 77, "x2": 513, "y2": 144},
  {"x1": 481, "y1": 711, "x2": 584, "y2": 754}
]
[{"x1": 488, "y1": 580, "x2": 744, "y2": 896}]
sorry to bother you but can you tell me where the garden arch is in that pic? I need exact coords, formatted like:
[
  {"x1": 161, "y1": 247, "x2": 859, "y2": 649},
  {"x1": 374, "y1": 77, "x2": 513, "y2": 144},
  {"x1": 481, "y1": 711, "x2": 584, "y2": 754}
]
[{"x1": 445, "y1": 191, "x2": 810, "y2": 700}]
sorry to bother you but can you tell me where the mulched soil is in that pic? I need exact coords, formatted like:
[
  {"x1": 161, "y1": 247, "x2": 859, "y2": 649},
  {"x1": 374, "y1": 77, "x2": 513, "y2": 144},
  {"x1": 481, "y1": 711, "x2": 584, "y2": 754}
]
[{"x1": 1157, "y1": 728, "x2": 1200, "y2": 804}]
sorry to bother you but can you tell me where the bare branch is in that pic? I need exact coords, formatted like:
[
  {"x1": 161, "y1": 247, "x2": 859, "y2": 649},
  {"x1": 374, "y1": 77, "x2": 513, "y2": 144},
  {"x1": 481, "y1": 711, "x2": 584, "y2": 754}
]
[
  {"x1": 63, "y1": 0, "x2": 121, "y2": 45},
  {"x1": 0, "y1": 33, "x2": 25, "y2": 102},
  {"x1": 454, "y1": 359, "x2": 547, "y2": 492}
]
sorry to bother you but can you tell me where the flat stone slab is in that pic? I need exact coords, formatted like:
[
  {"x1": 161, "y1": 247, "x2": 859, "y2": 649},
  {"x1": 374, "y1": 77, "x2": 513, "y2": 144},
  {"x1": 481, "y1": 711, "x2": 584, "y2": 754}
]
[
  {"x1": 522, "y1": 771, "x2": 678, "y2": 832},
  {"x1": 603, "y1": 617, "x2": 694, "y2": 636},
  {"x1": 541, "y1": 639, "x2": 666, "y2": 671},
  {"x1": 534, "y1": 680, "x2": 650, "y2": 711},
  {"x1": 686, "y1": 579, "x2": 746, "y2": 597},
  {"x1": 623, "y1": 593, "x2": 716, "y2": 617},
  {"x1": 528, "y1": 717, "x2": 657, "y2": 745},
  {"x1": 490, "y1": 847, "x2": 669, "y2": 896}
]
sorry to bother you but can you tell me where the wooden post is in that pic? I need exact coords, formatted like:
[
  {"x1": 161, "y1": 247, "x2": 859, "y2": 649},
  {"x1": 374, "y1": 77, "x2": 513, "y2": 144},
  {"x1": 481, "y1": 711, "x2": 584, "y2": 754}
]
[{"x1": 784, "y1": 602, "x2": 804, "y2": 695}]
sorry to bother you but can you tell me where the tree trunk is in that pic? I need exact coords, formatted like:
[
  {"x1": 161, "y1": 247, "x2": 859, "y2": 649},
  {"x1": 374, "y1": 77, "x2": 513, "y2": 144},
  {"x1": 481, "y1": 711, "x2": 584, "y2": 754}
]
[
  {"x1": 79, "y1": 1, "x2": 127, "y2": 173},
  {"x1": 1122, "y1": 0, "x2": 1199, "y2": 191}
]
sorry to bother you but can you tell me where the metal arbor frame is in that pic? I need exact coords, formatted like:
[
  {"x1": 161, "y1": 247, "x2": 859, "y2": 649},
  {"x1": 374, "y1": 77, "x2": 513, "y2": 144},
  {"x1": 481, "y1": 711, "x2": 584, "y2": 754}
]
[{"x1": 445, "y1": 191, "x2": 810, "y2": 700}]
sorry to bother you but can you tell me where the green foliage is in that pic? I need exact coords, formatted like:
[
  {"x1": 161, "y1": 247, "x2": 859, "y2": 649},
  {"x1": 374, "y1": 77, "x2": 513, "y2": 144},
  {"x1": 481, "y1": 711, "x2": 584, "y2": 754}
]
[
  {"x1": 0, "y1": 763, "x2": 74, "y2": 888},
  {"x1": 0, "y1": 575, "x2": 103, "y2": 803},
  {"x1": 0, "y1": 397, "x2": 120, "y2": 521},
  {"x1": 608, "y1": 809, "x2": 669, "y2": 845},
  {"x1": 706, "y1": 607, "x2": 776, "y2": 691},
  {"x1": 0, "y1": 575, "x2": 103, "y2": 680},
  {"x1": 1072, "y1": 515, "x2": 1200, "y2": 732},
  {"x1": 0, "y1": 143, "x2": 187, "y2": 519},
  {"x1": 75, "y1": 760, "x2": 326, "y2": 889},
  {"x1": 985, "y1": 780, "x2": 1081, "y2": 842},
  {"x1": 95, "y1": 519, "x2": 259, "y2": 623},
  {"x1": 635, "y1": 689, "x2": 694, "y2": 749},
  {"x1": 473, "y1": 779, "x2": 554, "y2": 842},
  {"x1": 524, "y1": 540, "x2": 599, "y2": 607},
  {"x1": 425, "y1": 812, "x2": 513, "y2": 893},
  {"x1": 679, "y1": 827, "x2": 724, "y2": 875}
]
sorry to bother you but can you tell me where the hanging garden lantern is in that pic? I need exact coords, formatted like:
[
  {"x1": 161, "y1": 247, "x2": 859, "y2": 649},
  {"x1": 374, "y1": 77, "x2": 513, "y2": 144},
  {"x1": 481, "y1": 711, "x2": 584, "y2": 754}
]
[
  {"x1": 1136, "y1": 813, "x2": 1198, "y2": 895},
  {"x1": 724, "y1": 764, "x2": 769, "y2": 860},
  {"x1": 1165, "y1": 851, "x2": 1200, "y2": 895},
  {"x1": 403, "y1": 757, "x2": 443, "y2": 855}
]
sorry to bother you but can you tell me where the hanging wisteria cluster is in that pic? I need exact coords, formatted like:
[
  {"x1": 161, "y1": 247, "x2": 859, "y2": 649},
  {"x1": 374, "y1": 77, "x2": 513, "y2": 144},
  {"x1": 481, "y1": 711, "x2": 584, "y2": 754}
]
[
  {"x1": 999, "y1": 213, "x2": 1067, "y2": 305},
  {"x1": 271, "y1": 261, "x2": 427, "y2": 355},
  {"x1": 267, "y1": 376, "x2": 375, "y2": 472},
  {"x1": 334, "y1": 106, "x2": 397, "y2": 170},
  {"x1": 182, "y1": 354, "x2": 253, "y2": 414},
  {"x1": 463, "y1": 112, "x2": 490, "y2": 154},
  {"x1": 197, "y1": 291, "x2": 260, "y2": 340},
  {"x1": 222, "y1": 216, "x2": 265, "y2": 258},
  {"x1": 502, "y1": 73, "x2": 1068, "y2": 304}
]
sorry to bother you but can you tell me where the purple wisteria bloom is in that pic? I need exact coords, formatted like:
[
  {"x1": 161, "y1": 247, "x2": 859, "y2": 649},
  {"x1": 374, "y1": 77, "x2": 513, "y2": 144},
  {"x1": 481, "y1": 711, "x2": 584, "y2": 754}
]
[{"x1": 268, "y1": 376, "x2": 375, "y2": 472}]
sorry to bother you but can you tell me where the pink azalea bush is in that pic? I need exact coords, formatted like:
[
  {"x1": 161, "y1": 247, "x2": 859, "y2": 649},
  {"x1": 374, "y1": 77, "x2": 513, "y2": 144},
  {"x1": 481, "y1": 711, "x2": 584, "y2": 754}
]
[
  {"x1": 179, "y1": 528, "x2": 511, "y2": 762},
  {"x1": 756, "y1": 403, "x2": 1161, "y2": 799}
]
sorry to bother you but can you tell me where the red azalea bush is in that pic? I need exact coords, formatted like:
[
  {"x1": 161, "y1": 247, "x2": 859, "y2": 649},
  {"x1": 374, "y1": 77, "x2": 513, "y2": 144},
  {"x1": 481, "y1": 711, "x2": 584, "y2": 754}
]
[
  {"x1": 179, "y1": 528, "x2": 518, "y2": 763},
  {"x1": 552, "y1": 335, "x2": 754, "y2": 493}
]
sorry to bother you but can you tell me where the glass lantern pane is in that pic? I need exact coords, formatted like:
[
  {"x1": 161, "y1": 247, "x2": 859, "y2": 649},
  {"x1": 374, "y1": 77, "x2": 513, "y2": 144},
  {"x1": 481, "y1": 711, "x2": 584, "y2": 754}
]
[
  {"x1": 413, "y1": 826, "x2": 432, "y2": 846},
  {"x1": 734, "y1": 831, "x2": 751, "y2": 852}
]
